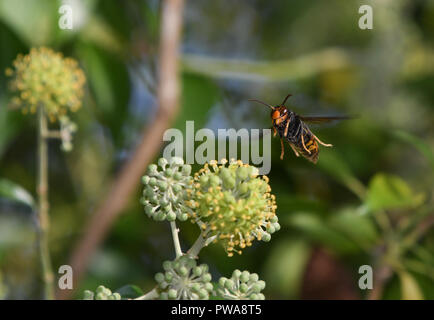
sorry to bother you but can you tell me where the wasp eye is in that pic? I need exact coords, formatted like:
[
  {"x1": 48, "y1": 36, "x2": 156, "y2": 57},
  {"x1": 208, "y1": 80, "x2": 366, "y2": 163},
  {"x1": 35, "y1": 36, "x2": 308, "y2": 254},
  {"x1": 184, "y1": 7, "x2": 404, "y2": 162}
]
[{"x1": 271, "y1": 110, "x2": 280, "y2": 119}]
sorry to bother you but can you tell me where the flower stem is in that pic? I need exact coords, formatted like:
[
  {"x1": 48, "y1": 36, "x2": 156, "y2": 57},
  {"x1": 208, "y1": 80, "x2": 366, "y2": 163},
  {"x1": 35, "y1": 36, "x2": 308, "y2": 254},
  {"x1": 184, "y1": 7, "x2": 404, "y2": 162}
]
[
  {"x1": 37, "y1": 108, "x2": 54, "y2": 300},
  {"x1": 187, "y1": 232, "x2": 216, "y2": 257},
  {"x1": 135, "y1": 287, "x2": 159, "y2": 300},
  {"x1": 170, "y1": 221, "x2": 183, "y2": 258}
]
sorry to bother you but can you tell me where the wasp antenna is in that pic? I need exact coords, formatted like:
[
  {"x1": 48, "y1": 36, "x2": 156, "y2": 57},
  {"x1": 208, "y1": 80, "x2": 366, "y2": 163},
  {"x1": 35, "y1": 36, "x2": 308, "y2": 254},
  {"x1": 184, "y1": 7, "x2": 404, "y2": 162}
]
[
  {"x1": 248, "y1": 99, "x2": 275, "y2": 110},
  {"x1": 281, "y1": 94, "x2": 292, "y2": 106}
]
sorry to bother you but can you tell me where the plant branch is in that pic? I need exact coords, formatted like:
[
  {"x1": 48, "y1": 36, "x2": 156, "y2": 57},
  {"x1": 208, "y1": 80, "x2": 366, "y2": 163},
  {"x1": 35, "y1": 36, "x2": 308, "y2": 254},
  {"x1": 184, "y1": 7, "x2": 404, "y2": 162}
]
[
  {"x1": 187, "y1": 231, "x2": 217, "y2": 258},
  {"x1": 170, "y1": 221, "x2": 183, "y2": 258},
  {"x1": 37, "y1": 107, "x2": 54, "y2": 300},
  {"x1": 135, "y1": 287, "x2": 159, "y2": 300},
  {"x1": 58, "y1": 0, "x2": 185, "y2": 300}
]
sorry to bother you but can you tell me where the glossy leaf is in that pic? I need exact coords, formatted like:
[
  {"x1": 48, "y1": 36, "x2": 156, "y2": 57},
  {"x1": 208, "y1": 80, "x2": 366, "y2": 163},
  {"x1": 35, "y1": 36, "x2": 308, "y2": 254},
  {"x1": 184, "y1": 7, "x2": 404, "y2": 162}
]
[
  {"x1": 398, "y1": 271, "x2": 424, "y2": 300},
  {"x1": 0, "y1": 178, "x2": 35, "y2": 209},
  {"x1": 366, "y1": 173, "x2": 425, "y2": 212},
  {"x1": 263, "y1": 238, "x2": 311, "y2": 298}
]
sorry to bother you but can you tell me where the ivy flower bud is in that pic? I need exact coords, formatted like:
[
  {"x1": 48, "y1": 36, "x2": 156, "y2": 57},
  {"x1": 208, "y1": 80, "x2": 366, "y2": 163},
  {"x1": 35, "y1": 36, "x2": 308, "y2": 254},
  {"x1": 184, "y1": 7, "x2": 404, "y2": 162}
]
[
  {"x1": 216, "y1": 270, "x2": 266, "y2": 300},
  {"x1": 189, "y1": 159, "x2": 279, "y2": 256},
  {"x1": 83, "y1": 286, "x2": 121, "y2": 300},
  {"x1": 155, "y1": 256, "x2": 213, "y2": 300},
  {"x1": 6, "y1": 47, "x2": 86, "y2": 121},
  {"x1": 141, "y1": 157, "x2": 193, "y2": 222}
]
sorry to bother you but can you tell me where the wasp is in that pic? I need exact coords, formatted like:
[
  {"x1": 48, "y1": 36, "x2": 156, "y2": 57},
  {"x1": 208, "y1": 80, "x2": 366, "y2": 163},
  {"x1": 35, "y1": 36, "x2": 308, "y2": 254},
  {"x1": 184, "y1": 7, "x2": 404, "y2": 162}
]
[{"x1": 249, "y1": 94, "x2": 351, "y2": 164}]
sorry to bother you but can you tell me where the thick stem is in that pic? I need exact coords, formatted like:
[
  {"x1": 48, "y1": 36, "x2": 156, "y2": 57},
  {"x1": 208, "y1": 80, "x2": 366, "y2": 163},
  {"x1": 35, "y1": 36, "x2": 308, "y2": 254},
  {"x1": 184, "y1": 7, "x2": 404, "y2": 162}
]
[
  {"x1": 37, "y1": 108, "x2": 54, "y2": 300},
  {"x1": 187, "y1": 234, "x2": 207, "y2": 257},
  {"x1": 170, "y1": 221, "x2": 183, "y2": 258},
  {"x1": 135, "y1": 287, "x2": 159, "y2": 300},
  {"x1": 187, "y1": 232, "x2": 217, "y2": 258}
]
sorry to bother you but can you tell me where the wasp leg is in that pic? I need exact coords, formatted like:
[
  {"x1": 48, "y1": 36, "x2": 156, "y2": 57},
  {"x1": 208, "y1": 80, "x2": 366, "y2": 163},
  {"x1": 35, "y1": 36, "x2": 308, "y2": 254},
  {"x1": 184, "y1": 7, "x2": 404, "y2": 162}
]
[
  {"x1": 301, "y1": 133, "x2": 311, "y2": 154},
  {"x1": 284, "y1": 119, "x2": 290, "y2": 137},
  {"x1": 280, "y1": 139, "x2": 285, "y2": 160},
  {"x1": 290, "y1": 144, "x2": 300, "y2": 157},
  {"x1": 273, "y1": 126, "x2": 277, "y2": 137},
  {"x1": 312, "y1": 133, "x2": 333, "y2": 147}
]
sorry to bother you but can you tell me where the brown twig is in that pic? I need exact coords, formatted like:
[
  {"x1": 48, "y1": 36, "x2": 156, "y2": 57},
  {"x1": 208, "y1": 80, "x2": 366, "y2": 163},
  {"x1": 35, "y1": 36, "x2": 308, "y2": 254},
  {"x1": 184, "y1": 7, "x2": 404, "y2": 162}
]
[{"x1": 57, "y1": 0, "x2": 185, "y2": 299}]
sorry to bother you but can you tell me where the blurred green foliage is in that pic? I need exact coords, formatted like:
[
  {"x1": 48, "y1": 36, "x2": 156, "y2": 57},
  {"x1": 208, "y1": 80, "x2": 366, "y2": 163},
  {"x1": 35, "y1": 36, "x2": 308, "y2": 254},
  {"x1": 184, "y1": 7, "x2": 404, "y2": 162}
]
[{"x1": 0, "y1": 0, "x2": 433, "y2": 299}]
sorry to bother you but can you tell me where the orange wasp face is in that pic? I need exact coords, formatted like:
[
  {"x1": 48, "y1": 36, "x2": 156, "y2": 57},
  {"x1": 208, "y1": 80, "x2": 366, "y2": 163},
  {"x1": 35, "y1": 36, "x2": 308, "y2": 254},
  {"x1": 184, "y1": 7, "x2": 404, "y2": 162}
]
[{"x1": 271, "y1": 106, "x2": 288, "y2": 125}]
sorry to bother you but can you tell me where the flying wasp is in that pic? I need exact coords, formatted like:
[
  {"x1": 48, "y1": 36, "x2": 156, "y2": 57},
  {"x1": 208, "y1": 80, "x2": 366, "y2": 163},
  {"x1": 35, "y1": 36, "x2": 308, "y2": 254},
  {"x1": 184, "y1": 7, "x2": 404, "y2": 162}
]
[{"x1": 249, "y1": 94, "x2": 351, "y2": 164}]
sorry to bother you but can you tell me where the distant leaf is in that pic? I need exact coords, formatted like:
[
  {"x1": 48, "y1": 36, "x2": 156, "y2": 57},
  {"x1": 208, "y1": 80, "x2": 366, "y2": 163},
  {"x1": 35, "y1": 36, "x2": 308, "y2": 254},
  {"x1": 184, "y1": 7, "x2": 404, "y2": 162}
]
[
  {"x1": 366, "y1": 173, "x2": 425, "y2": 212},
  {"x1": 398, "y1": 271, "x2": 424, "y2": 300},
  {"x1": 263, "y1": 239, "x2": 311, "y2": 298},
  {"x1": 284, "y1": 212, "x2": 360, "y2": 253},
  {"x1": 181, "y1": 48, "x2": 352, "y2": 82},
  {"x1": 0, "y1": 178, "x2": 35, "y2": 209},
  {"x1": 0, "y1": 0, "x2": 57, "y2": 46},
  {"x1": 328, "y1": 208, "x2": 378, "y2": 248},
  {"x1": 0, "y1": 96, "x2": 24, "y2": 158},
  {"x1": 115, "y1": 284, "x2": 144, "y2": 299},
  {"x1": 393, "y1": 130, "x2": 434, "y2": 172},
  {"x1": 317, "y1": 149, "x2": 366, "y2": 200},
  {"x1": 80, "y1": 16, "x2": 124, "y2": 54}
]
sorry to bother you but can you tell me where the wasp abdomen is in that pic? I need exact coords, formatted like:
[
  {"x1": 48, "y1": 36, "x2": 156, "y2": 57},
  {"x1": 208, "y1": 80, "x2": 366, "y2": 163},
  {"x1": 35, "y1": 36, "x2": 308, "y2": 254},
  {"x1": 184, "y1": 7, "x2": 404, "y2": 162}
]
[
  {"x1": 296, "y1": 129, "x2": 319, "y2": 164},
  {"x1": 275, "y1": 111, "x2": 319, "y2": 163}
]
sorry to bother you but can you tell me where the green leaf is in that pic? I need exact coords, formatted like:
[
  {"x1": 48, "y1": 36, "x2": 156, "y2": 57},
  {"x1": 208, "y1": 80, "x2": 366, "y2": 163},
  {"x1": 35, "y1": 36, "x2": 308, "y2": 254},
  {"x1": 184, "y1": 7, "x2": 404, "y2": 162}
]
[
  {"x1": 115, "y1": 284, "x2": 144, "y2": 299},
  {"x1": 328, "y1": 208, "x2": 378, "y2": 248},
  {"x1": 0, "y1": 178, "x2": 35, "y2": 209},
  {"x1": 398, "y1": 271, "x2": 424, "y2": 300},
  {"x1": 393, "y1": 130, "x2": 434, "y2": 172},
  {"x1": 284, "y1": 212, "x2": 360, "y2": 253},
  {"x1": 181, "y1": 48, "x2": 352, "y2": 82},
  {"x1": 263, "y1": 238, "x2": 311, "y2": 298},
  {"x1": 0, "y1": 96, "x2": 24, "y2": 158},
  {"x1": 366, "y1": 173, "x2": 425, "y2": 212},
  {"x1": 0, "y1": 0, "x2": 57, "y2": 46},
  {"x1": 317, "y1": 149, "x2": 366, "y2": 200}
]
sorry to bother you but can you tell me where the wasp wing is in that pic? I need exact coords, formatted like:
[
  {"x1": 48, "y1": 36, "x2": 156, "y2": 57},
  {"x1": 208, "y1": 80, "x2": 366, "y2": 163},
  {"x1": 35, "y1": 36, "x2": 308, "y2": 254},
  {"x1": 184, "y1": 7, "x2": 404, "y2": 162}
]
[{"x1": 299, "y1": 115, "x2": 354, "y2": 124}]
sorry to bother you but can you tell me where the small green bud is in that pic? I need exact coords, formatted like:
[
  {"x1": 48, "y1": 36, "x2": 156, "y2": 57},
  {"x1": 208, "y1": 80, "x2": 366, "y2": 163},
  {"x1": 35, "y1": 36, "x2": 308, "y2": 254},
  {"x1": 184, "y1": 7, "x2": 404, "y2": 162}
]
[
  {"x1": 182, "y1": 165, "x2": 192, "y2": 176},
  {"x1": 158, "y1": 158, "x2": 168, "y2": 168},
  {"x1": 239, "y1": 283, "x2": 248, "y2": 293},
  {"x1": 142, "y1": 175, "x2": 150, "y2": 184},
  {"x1": 83, "y1": 290, "x2": 94, "y2": 300},
  {"x1": 148, "y1": 164, "x2": 158, "y2": 175},
  {"x1": 155, "y1": 272, "x2": 165, "y2": 283},
  {"x1": 163, "y1": 261, "x2": 172, "y2": 271},
  {"x1": 168, "y1": 289, "x2": 177, "y2": 299},
  {"x1": 225, "y1": 279, "x2": 235, "y2": 290},
  {"x1": 167, "y1": 211, "x2": 177, "y2": 221},
  {"x1": 240, "y1": 271, "x2": 250, "y2": 283},
  {"x1": 202, "y1": 273, "x2": 212, "y2": 282}
]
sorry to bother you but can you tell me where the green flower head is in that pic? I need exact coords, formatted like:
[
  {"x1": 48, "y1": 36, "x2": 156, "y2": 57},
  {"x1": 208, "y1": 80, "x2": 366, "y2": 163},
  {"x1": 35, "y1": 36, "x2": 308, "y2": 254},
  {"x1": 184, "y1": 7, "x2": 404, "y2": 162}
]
[
  {"x1": 5, "y1": 47, "x2": 86, "y2": 121},
  {"x1": 141, "y1": 157, "x2": 193, "y2": 222},
  {"x1": 83, "y1": 286, "x2": 121, "y2": 300},
  {"x1": 188, "y1": 159, "x2": 279, "y2": 256},
  {"x1": 216, "y1": 269, "x2": 266, "y2": 300},
  {"x1": 155, "y1": 256, "x2": 213, "y2": 300}
]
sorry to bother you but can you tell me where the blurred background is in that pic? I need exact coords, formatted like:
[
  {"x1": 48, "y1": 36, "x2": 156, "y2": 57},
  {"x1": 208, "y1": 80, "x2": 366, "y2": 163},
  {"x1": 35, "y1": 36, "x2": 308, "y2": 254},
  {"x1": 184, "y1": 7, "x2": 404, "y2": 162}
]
[{"x1": 0, "y1": 0, "x2": 433, "y2": 299}]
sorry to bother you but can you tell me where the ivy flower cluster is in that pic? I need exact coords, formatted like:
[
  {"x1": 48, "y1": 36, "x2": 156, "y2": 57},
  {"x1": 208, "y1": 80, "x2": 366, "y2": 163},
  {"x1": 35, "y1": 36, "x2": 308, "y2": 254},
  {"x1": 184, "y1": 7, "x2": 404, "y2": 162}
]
[
  {"x1": 5, "y1": 47, "x2": 86, "y2": 121},
  {"x1": 216, "y1": 269, "x2": 266, "y2": 300},
  {"x1": 154, "y1": 256, "x2": 213, "y2": 300},
  {"x1": 141, "y1": 157, "x2": 192, "y2": 222},
  {"x1": 188, "y1": 159, "x2": 279, "y2": 256},
  {"x1": 83, "y1": 286, "x2": 121, "y2": 300}
]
